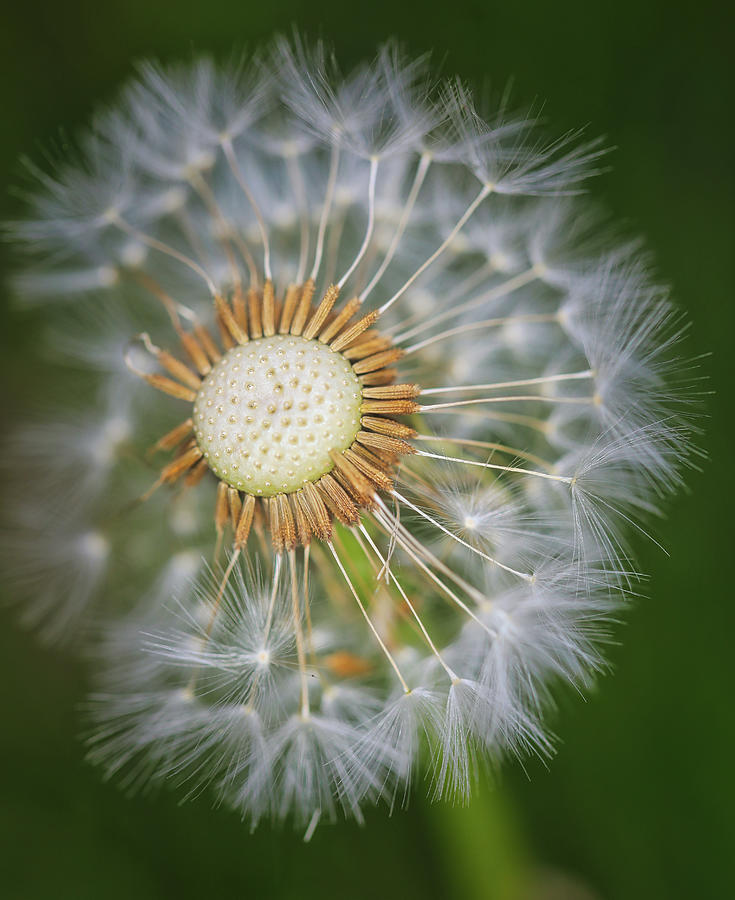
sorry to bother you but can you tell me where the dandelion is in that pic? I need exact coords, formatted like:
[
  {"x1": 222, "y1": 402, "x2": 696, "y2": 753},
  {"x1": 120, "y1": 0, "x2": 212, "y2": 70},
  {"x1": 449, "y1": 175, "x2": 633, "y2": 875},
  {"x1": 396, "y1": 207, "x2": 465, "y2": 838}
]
[{"x1": 4, "y1": 37, "x2": 697, "y2": 832}]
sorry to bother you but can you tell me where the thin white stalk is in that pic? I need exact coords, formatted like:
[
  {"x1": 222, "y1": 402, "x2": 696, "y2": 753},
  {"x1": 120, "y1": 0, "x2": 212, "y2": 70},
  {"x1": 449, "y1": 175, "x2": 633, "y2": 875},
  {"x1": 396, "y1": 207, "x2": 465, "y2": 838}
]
[
  {"x1": 390, "y1": 490, "x2": 534, "y2": 582},
  {"x1": 173, "y1": 205, "x2": 216, "y2": 281},
  {"x1": 386, "y1": 258, "x2": 496, "y2": 337},
  {"x1": 188, "y1": 170, "x2": 243, "y2": 290},
  {"x1": 393, "y1": 265, "x2": 542, "y2": 343},
  {"x1": 221, "y1": 137, "x2": 272, "y2": 281},
  {"x1": 243, "y1": 553, "x2": 283, "y2": 711},
  {"x1": 262, "y1": 553, "x2": 283, "y2": 639},
  {"x1": 301, "y1": 544, "x2": 319, "y2": 669},
  {"x1": 412, "y1": 433, "x2": 554, "y2": 471},
  {"x1": 288, "y1": 549, "x2": 310, "y2": 718},
  {"x1": 338, "y1": 157, "x2": 379, "y2": 289},
  {"x1": 419, "y1": 395, "x2": 595, "y2": 411},
  {"x1": 372, "y1": 502, "x2": 498, "y2": 640},
  {"x1": 109, "y1": 212, "x2": 217, "y2": 296},
  {"x1": 418, "y1": 406, "x2": 551, "y2": 433},
  {"x1": 361, "y1": 152, "x2": 431, "y2": 302},
  {"x1": 415, "y1": 450, "x2": 572, "y2": 485},
  {"x1": 323, "y1": 208, "x2": 347, "y2": 288},
  {"x1": 378, "y1": 183, "x2": 492, "y2": 316},
  {"x1": 328, "y1": 542, "x2": 410, "y2": 693},
  {"x1": 358, "y1": 524, "x2": 456, "y2": 680},
  {"x1": 373, "y1": 504, "x2": 489, "y2": 609},
  {"x1": 185, "y1": 549, "x2": 241, "y2": 693},
  {"x1": 310, "y1": 143, "x2": 340, "y2": 282},
  {"x1": 229, "y1": 230, "x2": 260, "y2": 288},
  {"x1": 419, "y1": 370, "x2": 594, "y2": 396},
  {"x1": 402, "y1": 312, "x2": 558, "y2": 356},
  {"x1": 286, "y1": 153, "x2": 311, "y2": 285}
]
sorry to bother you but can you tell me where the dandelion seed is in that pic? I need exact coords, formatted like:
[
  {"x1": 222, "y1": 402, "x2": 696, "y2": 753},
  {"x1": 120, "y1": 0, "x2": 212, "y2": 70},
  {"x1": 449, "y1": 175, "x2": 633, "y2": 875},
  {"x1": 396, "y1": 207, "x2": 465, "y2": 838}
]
[{"x1": 4, "y1": 37, "x2": 697, "y2": 829}]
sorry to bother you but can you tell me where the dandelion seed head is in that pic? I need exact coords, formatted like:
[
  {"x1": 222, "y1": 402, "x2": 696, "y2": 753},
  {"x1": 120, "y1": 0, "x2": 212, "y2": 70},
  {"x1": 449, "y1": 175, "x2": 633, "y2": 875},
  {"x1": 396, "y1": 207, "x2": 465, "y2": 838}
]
[{"x1": 3, "y1": 35, "x2": 699, "y2": 831}]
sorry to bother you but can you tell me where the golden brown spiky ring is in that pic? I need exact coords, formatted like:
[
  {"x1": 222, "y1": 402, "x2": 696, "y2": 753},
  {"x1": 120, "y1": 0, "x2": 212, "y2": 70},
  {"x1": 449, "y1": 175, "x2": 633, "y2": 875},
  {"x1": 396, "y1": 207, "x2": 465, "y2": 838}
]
[{"x1": 127, "y1": 278, "x2": 418, "y2": 553}]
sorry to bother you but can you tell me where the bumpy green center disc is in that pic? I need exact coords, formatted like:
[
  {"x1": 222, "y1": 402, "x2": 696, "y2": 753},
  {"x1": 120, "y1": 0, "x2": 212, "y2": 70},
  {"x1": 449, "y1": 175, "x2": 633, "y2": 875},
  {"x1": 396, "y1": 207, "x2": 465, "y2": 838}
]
[{"x1": 192, "y1": 335, "x2": 362, "y2": 496}]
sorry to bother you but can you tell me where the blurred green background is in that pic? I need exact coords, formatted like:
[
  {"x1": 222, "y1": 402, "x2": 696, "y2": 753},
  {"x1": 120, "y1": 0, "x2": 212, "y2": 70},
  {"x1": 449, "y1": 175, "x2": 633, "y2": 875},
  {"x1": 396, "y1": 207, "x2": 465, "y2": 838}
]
[{"x1": 0, "y1": 2, "x2": 731, "y2": 898}]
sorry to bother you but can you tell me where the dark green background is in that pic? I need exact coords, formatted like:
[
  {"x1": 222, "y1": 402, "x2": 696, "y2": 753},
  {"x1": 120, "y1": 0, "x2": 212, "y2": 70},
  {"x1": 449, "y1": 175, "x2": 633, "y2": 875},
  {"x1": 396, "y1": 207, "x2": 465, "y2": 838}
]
[{"x1": 1, "y1": 2, "x2": 731, "y2": 898}]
